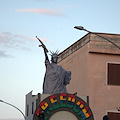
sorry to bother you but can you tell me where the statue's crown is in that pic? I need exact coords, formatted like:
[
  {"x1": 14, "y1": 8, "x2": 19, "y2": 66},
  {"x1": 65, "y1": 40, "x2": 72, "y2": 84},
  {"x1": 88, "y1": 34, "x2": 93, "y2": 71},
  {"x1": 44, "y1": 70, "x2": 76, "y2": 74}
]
[{"x1": 50, "y1": 50, "x2": 59, "y2": 57}]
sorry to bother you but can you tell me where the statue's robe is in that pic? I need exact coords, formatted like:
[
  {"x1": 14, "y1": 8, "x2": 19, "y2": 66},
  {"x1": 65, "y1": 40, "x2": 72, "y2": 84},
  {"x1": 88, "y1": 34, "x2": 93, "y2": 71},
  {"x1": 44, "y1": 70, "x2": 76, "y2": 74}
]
[{"x1": 43, "y1": 60, "x2": 71, "y2": 94}]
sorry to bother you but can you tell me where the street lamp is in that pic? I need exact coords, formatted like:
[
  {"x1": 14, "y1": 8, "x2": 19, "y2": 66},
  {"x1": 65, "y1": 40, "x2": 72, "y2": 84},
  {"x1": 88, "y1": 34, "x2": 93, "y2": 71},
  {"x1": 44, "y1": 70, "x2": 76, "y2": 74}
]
[
  {"x1": 0, "y1": 100, "x2": 26, "y2": 120},
  {"x1": 74, "y1": 26, "x2": 120, "y2": 49}
]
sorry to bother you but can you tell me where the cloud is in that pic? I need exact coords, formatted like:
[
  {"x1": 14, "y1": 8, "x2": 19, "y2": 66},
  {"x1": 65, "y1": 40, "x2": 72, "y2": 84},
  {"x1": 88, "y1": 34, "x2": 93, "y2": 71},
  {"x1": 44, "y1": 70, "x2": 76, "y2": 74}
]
[
  {"x1": 31, "y1": 37, "x2": 46, "y2": 42},
  {"x1": 0, "y1": 32, "x2": 48, "y2": 56},
  {"x1": 16, "y1": 8, "x2": 67, "y2": 17},
  {"x1": 0, "y1": 50, "x2": 13, "y2": 58},
  {"x1": 0, "y1": 32, "x2": 49, "y2": 59},
  {"x1": 0, "y1": 32, "x2": 35, "y2": 50}
]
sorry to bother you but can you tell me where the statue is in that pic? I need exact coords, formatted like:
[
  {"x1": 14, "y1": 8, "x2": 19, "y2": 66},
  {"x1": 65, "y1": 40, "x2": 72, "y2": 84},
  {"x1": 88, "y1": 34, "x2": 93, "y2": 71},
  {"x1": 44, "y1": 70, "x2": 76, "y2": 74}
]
[{"x1": 36, "y1": 36, "x2": 71, "y2": 94}]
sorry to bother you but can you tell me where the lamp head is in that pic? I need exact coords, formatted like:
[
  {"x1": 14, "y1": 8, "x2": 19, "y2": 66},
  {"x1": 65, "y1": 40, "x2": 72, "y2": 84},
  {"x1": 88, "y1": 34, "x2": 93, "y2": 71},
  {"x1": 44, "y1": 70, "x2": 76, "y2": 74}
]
[{"x1": 74, "y1": 26, "x2": 84, "y2": 30}]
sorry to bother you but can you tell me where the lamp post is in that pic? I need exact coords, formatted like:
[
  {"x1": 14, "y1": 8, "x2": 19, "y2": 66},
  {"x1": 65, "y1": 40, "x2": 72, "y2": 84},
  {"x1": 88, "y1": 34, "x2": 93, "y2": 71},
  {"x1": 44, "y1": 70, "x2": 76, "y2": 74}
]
[
  {"x1": 74, "y1": 26, "x2": 120, "y2": 49},
  {"x1": 0, "y1": 100, "x2": 26, "y2": 120}
]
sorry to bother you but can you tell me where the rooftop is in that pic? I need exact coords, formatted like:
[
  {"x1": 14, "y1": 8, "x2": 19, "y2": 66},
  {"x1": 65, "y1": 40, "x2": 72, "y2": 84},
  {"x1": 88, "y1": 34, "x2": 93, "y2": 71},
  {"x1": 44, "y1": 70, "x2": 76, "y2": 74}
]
[{"x1": 58, "y1": 33, "x2": 120, "y2": 62}]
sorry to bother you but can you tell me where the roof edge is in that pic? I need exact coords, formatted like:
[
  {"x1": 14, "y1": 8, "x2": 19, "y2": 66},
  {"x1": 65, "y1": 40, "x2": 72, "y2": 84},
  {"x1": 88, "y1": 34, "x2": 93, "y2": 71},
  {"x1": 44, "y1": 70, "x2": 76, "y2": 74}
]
[{"x1": 58, "y1": 33, "x2": 90, "y2": 62}]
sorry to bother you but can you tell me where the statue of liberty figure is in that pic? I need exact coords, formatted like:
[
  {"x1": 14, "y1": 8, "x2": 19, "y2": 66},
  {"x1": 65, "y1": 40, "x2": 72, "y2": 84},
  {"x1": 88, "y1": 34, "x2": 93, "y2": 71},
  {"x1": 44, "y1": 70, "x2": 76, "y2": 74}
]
[{"x1": 36, "y1": 36, "x2": 71, "y2": 94}]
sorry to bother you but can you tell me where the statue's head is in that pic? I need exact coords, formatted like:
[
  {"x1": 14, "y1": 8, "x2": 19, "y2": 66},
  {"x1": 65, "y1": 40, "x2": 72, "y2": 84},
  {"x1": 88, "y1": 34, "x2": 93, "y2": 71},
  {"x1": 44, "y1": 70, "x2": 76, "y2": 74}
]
[{"x1": 50, "y1": 50, "x2": 59, "y2": 64}]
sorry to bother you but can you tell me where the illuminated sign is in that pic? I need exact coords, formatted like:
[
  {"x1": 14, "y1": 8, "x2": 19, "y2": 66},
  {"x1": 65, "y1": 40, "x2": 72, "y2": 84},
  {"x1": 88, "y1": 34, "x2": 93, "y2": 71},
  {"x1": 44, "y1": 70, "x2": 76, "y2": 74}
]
[{"x1": 33, "y1": 93, "x2": 94, "y2": 120}]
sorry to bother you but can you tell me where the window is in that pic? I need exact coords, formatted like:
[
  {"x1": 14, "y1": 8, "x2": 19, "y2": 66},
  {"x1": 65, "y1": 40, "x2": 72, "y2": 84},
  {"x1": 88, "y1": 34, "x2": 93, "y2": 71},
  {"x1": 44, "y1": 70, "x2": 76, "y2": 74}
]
[
  {"x1": 108, "y1": 63, "x2": 120, "y2": 85},
  {"x1": 27, "y1": 105, "x2": 29, "y2": 116},
  {"x1": 32, "y1": 102, "x2": 34, "y2": 114},
  {"x1": 108, "y1": 112, "x2": 120, "y2": 120}
]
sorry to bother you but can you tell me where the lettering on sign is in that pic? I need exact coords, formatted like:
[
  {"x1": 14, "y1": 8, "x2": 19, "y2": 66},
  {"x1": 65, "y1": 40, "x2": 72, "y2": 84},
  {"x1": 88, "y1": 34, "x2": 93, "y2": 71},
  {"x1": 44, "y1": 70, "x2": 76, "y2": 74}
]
[{"x1": 33, "y1": 93, "x2": 94, "y2": 120}]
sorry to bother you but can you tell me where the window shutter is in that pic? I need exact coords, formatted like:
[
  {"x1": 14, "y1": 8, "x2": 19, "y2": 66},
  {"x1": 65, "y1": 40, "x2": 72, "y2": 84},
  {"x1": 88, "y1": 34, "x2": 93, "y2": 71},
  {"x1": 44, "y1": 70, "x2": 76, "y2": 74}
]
[
  {"x1": 108, "y1": 112, "x2": 120, "y2": 120},
  {"x1": 108, "y1": 63, "x2": 120, "y2": 85}
]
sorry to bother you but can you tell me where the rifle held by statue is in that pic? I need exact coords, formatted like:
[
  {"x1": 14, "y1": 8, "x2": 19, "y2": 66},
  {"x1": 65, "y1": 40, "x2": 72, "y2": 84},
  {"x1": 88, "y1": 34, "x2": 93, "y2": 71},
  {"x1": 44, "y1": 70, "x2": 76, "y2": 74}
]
[{"x1": 36, "y1": 36, "x2": 49, "y2": 52}]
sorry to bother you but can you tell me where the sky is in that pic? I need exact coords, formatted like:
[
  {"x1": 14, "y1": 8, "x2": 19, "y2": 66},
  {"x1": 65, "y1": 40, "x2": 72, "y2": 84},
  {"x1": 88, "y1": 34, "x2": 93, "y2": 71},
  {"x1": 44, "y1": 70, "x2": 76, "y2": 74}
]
[{"x1": 0, "y1": 0, "x2": 120, "y2": 119}]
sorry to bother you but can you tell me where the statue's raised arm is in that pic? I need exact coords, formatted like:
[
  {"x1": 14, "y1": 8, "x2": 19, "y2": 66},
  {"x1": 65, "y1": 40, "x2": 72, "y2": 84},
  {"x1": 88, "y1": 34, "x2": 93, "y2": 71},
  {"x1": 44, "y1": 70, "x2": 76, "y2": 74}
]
[{"x1": 36, "y1": 36, "x2": 49, "y2": 61}]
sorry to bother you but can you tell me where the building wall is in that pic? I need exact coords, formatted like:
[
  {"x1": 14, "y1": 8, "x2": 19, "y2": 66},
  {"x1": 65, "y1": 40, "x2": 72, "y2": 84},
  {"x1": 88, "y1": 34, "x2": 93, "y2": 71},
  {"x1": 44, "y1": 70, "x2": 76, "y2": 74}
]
[
  {"x1": 58, "y1": 43, "x2": 89, "y2": 96},
  {"x1": 25, "y1": 91, "x2": 40, "y2": 120},
  {"x1": 58, "y1": 33, "x2": 120, "y2": 120},
  {"x1": 88, "y1": 52, "x2": 120, "y2": 120}
]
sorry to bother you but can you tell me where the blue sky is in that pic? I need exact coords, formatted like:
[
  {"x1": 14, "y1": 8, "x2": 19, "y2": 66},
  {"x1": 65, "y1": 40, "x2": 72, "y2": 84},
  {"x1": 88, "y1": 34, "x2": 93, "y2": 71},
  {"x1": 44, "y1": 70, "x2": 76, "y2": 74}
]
[{"x1": 0, "y1": 0, "x2": 120, "y2": 119}]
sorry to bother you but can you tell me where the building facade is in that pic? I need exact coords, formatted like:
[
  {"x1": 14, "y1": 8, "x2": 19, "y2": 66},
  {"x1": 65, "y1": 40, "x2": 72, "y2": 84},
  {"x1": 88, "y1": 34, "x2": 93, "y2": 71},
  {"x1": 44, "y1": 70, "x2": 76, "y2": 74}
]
[{"x1": 57, "y1": 33, "x2": 120, "y2": 120}]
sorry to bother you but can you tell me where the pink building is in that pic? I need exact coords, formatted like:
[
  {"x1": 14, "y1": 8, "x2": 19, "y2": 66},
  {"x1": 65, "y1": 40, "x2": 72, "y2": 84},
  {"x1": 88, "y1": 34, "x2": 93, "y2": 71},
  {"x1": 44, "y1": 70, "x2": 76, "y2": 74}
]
[{"x1": 58, "y1": 33, "x2": 120, "y2": 120}]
